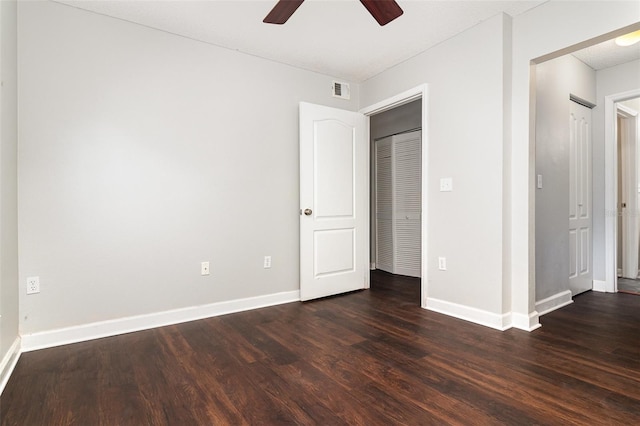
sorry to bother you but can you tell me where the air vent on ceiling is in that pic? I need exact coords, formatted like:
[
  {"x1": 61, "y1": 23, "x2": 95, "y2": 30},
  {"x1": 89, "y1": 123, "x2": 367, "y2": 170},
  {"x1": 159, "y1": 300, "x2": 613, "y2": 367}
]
[{"x1": 332, "y1": 81, "x2": 350, "y2": 100}]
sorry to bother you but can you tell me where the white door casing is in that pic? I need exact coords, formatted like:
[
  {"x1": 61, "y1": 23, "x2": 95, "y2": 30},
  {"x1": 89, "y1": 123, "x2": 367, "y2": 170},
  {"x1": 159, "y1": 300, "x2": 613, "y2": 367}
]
[
  {"x1": 299, "y1": 102, "x2": 368, "y2": 301},
  {"x1": 618, "y1": 104, "x2": 639, "y2": 279},
  {"x1": 569, "y1": 101, "x2": 593, "y2": 296}
]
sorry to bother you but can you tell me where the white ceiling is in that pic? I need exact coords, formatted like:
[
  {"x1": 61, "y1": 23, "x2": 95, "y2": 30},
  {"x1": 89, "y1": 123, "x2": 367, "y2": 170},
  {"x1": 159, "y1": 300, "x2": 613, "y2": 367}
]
[
  {"x1": 53, "y1": 0, "x2": 640, "y2": 80},
  {"x1": 56, "y1": 0, "x2": 546, "y2": 82},
  {"x1": 572, "y1": 37, "x2": 640, "y2": 71}
]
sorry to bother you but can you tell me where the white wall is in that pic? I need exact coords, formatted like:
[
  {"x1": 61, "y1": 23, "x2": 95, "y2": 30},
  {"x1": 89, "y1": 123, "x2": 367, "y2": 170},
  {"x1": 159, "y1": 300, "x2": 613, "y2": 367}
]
[
  {"x1": 510, "y1": 1, "x2": 640, "y2": 326},
  {"x1": 361, "y1": 14, "x2": 509, "y2": 317},
  {"x1": 534, "y1": 55, "x2": 595, "y2": 302},
  {"x1": 17, "y1": 1, "x2": 359, "y2": 334},
  {"x1": 592, "y1": 59, "x2": 640, "y2": 282},
  {"x1": 0, "y1": 0, "x2": 19, "y2": 372}
]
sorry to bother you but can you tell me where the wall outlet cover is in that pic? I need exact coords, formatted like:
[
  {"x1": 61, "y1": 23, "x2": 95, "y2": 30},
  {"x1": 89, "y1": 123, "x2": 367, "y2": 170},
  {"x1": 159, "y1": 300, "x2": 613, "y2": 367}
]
[{"x1": 27, "y1": 276, "x2": 40, "y2": 294}]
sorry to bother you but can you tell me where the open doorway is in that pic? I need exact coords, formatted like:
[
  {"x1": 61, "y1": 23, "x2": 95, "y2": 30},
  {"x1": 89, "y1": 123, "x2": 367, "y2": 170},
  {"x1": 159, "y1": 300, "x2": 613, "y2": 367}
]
[
  {"x1": 534, "y1": 27, "x2": 640, "y2": 315},
  {"x1": 368, "y1": 100, "x2": 422, "y2": 304},
  {"x1": 359, "y1": 85, "x2": 428, "y2": 307},
  {"x1": 616, "y1": 97, "x2": 640, "y2": 295}
]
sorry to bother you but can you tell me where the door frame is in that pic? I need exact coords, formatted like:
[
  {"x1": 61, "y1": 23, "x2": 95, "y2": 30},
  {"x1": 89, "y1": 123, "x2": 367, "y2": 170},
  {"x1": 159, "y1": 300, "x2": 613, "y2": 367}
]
[
  {"x1": 359, "y1": 84, "x2": 429, "y2": 307},
  {"x1": 604, "y1": 88, "x2": 640, "y2": 292}
]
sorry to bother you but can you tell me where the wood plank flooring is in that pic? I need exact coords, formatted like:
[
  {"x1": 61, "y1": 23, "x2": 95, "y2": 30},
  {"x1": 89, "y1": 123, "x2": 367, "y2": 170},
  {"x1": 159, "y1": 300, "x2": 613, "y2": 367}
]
[
  {"x1": 618, "y1": 277, "x2": 640, "y2": 295},
  {"x1": 2, "y1": 271, "x2": 639, "y2": 425}
]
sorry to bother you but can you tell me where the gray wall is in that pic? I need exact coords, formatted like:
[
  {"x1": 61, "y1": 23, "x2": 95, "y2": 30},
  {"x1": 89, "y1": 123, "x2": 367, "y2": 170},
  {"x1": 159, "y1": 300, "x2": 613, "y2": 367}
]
[
  {"x1": 362, "y1": 14, "x2": 509, "y2": 315},
  {"x1": 370, "y1": 100, "x2": 422, "y2": 142},
  {"x1": 0, "y1": 1, "x2": 19, "y2": 360},
  {"x1": 369, "y1": 100, "x2": 422, "y2": 263},
  {"x1": 17, "y1": 1, "x2": 359, "y2": 334},
  {"x1": 534, "y1": 55, "x2": 595, "y2": 302},
  {"x1": 9, "y1": 0, "x2": 640, "y2": 341}
]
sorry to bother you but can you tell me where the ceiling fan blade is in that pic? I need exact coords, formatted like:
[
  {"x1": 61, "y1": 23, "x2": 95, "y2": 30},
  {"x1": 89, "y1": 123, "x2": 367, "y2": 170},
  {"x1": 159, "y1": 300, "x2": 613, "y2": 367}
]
[
  {"x1": 263, "y1": 0, "x2": 305, "y2": 25},
  {"x1": 360, "y1": 0, "x2": 403, "y2": 26}
]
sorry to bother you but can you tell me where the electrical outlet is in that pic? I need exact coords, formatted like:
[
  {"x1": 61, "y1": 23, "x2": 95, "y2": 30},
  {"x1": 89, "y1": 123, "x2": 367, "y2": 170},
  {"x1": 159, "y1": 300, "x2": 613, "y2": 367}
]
[
  {"x1": 27, "y1": 276, "x2": 40, "y2": 294},
  {"x1": 438, "y1": 257, "x2": 447, "y2": 271},
  {"x1": 201, "y1": 262, "x2": 210, "y2": 276},
  {"x1": 264, "y1": 256, "x2": 272, "y2": 269}
]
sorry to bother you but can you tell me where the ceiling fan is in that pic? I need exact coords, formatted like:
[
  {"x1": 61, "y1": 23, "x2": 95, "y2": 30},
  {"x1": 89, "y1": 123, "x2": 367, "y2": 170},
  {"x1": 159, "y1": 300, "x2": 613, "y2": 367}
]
[{"x1": 263, "y1": 0, "x2": 403, "y2": 26}]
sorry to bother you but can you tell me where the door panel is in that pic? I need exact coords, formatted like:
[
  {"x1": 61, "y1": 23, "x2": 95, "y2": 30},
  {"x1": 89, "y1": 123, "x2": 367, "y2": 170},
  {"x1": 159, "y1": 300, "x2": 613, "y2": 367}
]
[
  {"x1": 314, "y1": 121, "x2": 355, "y2": 218},
  {"x1": 300, "y1": 102, "x2": 367, "y2": 301},
  {"x1": 569, "y1": 101, "x2": 592, "y2": 295}
]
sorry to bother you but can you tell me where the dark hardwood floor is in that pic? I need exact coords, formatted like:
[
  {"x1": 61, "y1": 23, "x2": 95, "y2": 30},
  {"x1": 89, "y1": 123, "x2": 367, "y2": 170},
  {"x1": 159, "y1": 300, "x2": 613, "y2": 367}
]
[
  {"x1": 618, "y1": 277, "x2": 640, "y2": 295},
  {"x1": 2, "y1": 271, "x2": 639, "y2": 425}
]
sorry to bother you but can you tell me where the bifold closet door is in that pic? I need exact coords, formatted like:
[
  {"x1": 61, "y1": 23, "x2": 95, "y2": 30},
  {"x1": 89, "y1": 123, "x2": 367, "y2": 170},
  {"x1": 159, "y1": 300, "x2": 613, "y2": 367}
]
[
  {"x1": 375, "y1": 130, "x2": 421, "y2": 277},
  {"x1": 393, "y1": 131, "x2": 421, "y2": 277},
  {"x1": 375, "y1": 138, "x2": 394, "y2": 273}
]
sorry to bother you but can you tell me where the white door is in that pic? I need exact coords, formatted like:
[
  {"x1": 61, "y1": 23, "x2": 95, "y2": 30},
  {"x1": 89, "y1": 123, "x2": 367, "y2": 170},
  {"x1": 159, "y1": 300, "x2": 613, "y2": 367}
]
[
  {"x1": 569, "y1": 101, "x2": 593, "y2": 295},
  {"x1": 375, "y1": 131, "x2": 422, "y2": 277},
  {"x1": 375, "y1": 137, "x2": 394, "y2": 274},
  {"x1": 392, "y1": 131, "x2": 422, "y2": 277},
  {"x1": 618, "y1": 106, "x2": 639, "y2": 279},
  {"x1": 299, "y1": 102, "x2": 368, "y2": 301}
]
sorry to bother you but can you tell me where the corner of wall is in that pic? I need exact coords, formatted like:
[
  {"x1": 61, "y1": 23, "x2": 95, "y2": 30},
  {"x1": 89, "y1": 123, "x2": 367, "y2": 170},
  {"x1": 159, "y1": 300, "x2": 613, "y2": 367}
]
[
  {"x1": 0, "y1": 336, "x2": 21, "y2": 395},
  {"x1": 502, "y1": 11, "x2": 513, "y2": 316},
  {"x1": 0, "y1": 0, "x2": 21, "y2": 392}
]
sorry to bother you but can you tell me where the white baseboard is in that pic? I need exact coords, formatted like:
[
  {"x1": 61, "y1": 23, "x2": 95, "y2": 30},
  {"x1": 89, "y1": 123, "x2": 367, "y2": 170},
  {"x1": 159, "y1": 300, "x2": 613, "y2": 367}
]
[
  {"x1": 0, "y1": 337, "x2": 21, "y2": 395},
  {"x1": 593, "y1": 280, "x2": 607, "y2": 292},
  {"x1": 536, "y1": 290, "x2": 573, "y2": 316},
  {"x1": 370, "y1": 262, "x2": 376, "y2": 270},
  {"x1": 511, "y1": 311, "x2": 542, "y2": 331},
  {"x1": 21, "y1": 290, "x2": 300, "y2": 352},
  {"x1": 425, "y1": 297, "x2": 512, "y2": 331}
]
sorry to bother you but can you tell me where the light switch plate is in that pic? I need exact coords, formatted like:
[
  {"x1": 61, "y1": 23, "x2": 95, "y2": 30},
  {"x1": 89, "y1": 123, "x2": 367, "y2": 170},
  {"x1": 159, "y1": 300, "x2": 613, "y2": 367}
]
[
  {"x1": 201, "y1": 262, "x2": 210, "y2": 275},
  {"x1": 440, "y1": 178, "x2": 453, "y2": 192}
]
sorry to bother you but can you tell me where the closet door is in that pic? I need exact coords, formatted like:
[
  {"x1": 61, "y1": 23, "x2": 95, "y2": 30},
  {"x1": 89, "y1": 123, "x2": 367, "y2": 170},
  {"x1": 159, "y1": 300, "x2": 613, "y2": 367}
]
[
  {"x1": 375, "y1": 137, "x2": 394, "y2": 273},
  {"x1": 374, "y1": 130, "x2": 421, "y2": 277},
  {"x1": 393, "y1": 131, "x2": 422, "y2": 277}
]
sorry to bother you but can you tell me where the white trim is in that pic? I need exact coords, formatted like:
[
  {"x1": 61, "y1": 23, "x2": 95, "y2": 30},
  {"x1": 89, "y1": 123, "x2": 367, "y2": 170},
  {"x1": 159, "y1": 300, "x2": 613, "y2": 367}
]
[
  {"x1": 359, "y1": 85, "x2": 424, "y2": 116},
  {"x1": 535, "y1": 290, "x2": 573, "y2": 316},
  {"x1": 0, "y1": 337, "x2": 21, "y2": 395},
  {"x1": 593, "y1": 279, "x2": 608, "y2": 293},
  {"x1": 605, "y1": 89, "x2": 640, "y2": 294},
  {"x1": 426, "y1": 297, "x2": 512, "y2": 331},
  {"x1": 21, "y1": 290, "x2": 300, "y2": 352},
  {"x1": 360, "y1": 84, "x2": 429, "y2": 309},
  {"x1": 511, "y1": 311, "x2": 542, "y2": 332},
  {"x1": 369, "y1": 262, "x2": 376, "y2": 270},
  {"x1": 618, "y1": 103, "x2": 639, "y2": 118}
]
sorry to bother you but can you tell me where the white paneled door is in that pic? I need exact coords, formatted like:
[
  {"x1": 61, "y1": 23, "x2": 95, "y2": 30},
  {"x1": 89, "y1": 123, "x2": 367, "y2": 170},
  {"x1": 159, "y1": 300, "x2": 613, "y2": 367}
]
[
  {"x1": 569, "y1": 101, "x2": 593, "y2": 295},
  {"x1": 299, "y1": 102, "x2": 367, "y2": 301}
]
